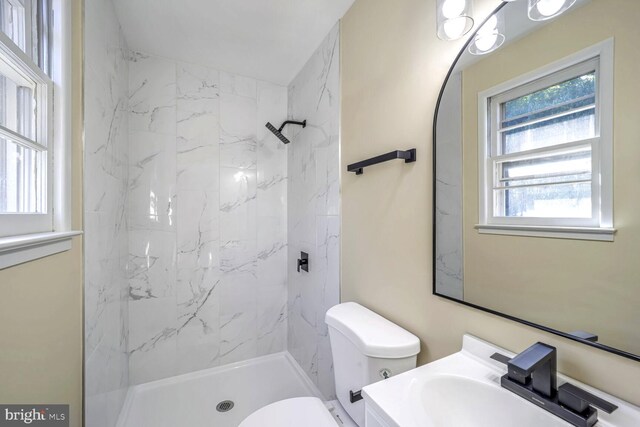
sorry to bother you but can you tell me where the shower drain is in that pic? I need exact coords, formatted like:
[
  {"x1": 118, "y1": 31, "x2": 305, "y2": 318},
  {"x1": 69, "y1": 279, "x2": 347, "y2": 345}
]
[{"x1": 216, "y1": 400, "x2": 235, "y2": 413}]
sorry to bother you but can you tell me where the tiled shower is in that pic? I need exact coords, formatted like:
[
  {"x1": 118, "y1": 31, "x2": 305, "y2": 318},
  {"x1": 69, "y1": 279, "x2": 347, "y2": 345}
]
[
  {"x1": 83, "y1": 0, "x2": 340, "y2": 425},
  {"x1": 287, "y1": 25, "x2": 341, "y2": 400},
  {"x1": 126, "y1": 52, "x2": 289, "y2": 384}
]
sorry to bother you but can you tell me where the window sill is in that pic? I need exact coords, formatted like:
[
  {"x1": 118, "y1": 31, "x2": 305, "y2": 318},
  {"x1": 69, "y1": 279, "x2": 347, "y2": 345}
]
[
  {"x1": 0, "y1": 231, "x2": 82, "y2": 270},
  {"x1": 475, "y1": 224, "x2": 616, "y2": 241}
]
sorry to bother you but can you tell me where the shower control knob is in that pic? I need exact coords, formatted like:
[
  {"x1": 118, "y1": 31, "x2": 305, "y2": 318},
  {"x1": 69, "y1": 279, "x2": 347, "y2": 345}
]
[{"x1": 297, "y1": 252, "x2": 309, "y2": 273}]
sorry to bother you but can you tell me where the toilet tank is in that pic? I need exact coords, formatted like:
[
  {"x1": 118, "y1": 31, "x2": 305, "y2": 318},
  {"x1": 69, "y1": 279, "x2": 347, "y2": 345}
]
[{"x1": 325, "y1": 302, "x2": 420, "y2": 427}]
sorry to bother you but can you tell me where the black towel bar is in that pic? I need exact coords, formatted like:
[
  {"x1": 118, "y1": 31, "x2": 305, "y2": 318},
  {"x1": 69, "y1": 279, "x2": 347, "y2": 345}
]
[{"x1": 347, "y1": 149, "x2": 416, "y2": 175}]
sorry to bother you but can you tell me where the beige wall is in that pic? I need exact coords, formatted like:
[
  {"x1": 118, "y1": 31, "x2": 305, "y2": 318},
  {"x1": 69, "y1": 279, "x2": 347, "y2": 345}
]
[
  {"x1": 0, "y1": 1, "x2": 84, "y2": 426},
  {"x1": 459, "y1": 0, "x2": 640, "y2": 354},
  {"x1": 341, "y1": 0, "x2": 640, "y2": 406}
]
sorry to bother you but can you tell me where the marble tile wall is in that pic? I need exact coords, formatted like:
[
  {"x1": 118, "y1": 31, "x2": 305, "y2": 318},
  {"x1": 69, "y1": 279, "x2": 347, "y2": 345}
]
[
  {"x1": 83, "y1": 0, "x2": 130, "y2": 426},
  {"x1": 126, "y1": 53, "x2": 289, "y2": 384},
  {"x1": 287, "y1": 23, "x2": 341, "y2": 400},
  {"x1": 435, "y1": 72, "x2": 463, "y2": 300},
  {"x1": 85, "y1": 4, "x2": 340, "y2": 404}
]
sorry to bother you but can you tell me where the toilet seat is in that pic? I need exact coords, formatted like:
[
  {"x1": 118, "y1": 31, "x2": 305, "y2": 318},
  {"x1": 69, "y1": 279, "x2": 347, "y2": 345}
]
[{"x1": 239, "y1": 397, "x2": 339, "y2": 427}]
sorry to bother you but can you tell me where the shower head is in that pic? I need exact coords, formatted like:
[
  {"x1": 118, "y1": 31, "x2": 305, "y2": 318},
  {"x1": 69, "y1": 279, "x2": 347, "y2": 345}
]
[
  {"x1": 265, "y1": 120, "x2": 307, "y2": 144},
  {"x1": 266, "y1": 122, "x2": 290, "y2": 144}
]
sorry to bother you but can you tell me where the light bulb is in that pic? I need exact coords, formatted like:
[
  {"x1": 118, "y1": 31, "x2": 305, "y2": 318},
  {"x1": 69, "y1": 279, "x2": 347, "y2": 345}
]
[
  {"x1": 474, "y1": 32, "x2": 499, "y2": 52},
  {"x1": 443, "y1": 16, "x2": 467, "y2": 39},
  {"x1": 536, "y1": 0, "x2": 564, "y2": 17},
  {"x1": 442, "y1": 0, "x2": 466, "y2": 19},
  {"x1": 437, "y1": 0, "x2": 473, "y2": 41},
  {"x1": 469, "y1": 14, "x2": 505, "y2": 56}
]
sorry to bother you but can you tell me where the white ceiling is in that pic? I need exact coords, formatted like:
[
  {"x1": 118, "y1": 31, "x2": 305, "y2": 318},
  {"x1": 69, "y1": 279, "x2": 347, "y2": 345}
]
[{"x1": 113, "y1": 0, "x2": 355, "y2": 86}]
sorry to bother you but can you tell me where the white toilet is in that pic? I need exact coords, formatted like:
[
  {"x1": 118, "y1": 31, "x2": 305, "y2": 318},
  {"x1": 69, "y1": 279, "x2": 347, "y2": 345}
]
[{"x1": 239, "y1": 302, "x2": 420, "y2": 427}]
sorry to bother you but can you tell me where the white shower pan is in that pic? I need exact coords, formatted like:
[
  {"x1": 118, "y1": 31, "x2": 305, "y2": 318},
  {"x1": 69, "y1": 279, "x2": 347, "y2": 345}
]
[{"x1": 116, "y1": 352, "x2": 324, "y2": 427}]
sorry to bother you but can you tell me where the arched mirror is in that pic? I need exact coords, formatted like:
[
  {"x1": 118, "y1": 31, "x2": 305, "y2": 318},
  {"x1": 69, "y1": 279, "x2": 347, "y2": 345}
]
[{"x1": 433, "y1": 0, "x2": 640, "y2": 361}]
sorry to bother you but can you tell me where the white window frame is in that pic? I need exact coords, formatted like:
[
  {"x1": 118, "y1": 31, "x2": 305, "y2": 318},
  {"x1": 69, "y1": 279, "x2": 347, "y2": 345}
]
[
  {"x1": 0, "y1": 0, "x2": 80, "y2": 269},
  {"x1": 0, "y1": 28, "x2": 53, "y2": 236},
  {"x1": 476, "y1": 39, "x2": 615, "y2": 241},
  {"x1": 489, "y1": 59, "x2": 599, "y2": 227}
]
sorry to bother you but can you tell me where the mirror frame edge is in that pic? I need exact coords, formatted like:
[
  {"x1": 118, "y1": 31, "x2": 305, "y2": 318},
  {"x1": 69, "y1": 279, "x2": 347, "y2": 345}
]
[{"x1": 430, "y1": 1, "x2": 640, "y2": 364}]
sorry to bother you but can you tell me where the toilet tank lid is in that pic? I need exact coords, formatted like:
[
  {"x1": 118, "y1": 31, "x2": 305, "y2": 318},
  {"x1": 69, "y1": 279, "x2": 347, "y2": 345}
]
[{"x1": 325, "y1": 302, "x2": 420, "y2": 358}]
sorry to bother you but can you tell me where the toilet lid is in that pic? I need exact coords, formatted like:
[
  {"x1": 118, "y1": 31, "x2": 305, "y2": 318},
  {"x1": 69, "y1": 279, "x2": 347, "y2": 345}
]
[{"x1": 239, "y1": 397, "x2": 339, "y2": 427}]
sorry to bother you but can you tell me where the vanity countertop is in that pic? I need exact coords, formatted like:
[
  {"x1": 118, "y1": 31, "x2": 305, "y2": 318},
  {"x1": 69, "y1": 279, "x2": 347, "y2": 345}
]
[{"x1": 363, "y1": 335, "x2": 640, "y2": 427}]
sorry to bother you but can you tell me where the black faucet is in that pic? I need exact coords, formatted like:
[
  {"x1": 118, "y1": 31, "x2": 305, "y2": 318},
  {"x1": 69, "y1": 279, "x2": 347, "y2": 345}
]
[
  {"x1": 491, "y1": 342, "x2": 618, "y2": 427},
  {"x1": 507, "y1": 342, "x2": 557, "y2": 397}
]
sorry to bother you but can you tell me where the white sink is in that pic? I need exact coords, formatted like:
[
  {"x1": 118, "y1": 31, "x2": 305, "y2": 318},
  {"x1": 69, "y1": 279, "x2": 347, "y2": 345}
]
[
  {"x1": 413, "y1": 375, "x2": 566, "y2": 427},
  {"x1": 362, "y1": 335, "x2": 640, "y2": 427}
]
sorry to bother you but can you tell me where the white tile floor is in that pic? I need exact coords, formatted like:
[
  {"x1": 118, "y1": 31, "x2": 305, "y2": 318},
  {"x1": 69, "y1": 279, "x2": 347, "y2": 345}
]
[{"x1": 116, "y1": 352, "x2": 324, "y2": 427}]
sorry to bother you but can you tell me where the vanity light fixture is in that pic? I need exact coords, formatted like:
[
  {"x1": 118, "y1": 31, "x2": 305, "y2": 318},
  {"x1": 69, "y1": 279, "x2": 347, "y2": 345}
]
[
  {"x1": 528, "y1": 0, "x2": 577, "y2": 21},
  {"x1": 436, "y1": 0, "x2": 474, "y2": 41},
  {"x1": 468, "y1": 14, "x2": 505, "y2": 55}
]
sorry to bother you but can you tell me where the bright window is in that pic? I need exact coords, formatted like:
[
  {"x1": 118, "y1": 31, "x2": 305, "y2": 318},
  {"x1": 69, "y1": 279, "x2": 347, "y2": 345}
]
[
  {"x1": 0, "y1": 0, "x2": 52, "y2": 237},
  {"x1": 478, "y1": 41, "x2": 614, "y2": 239}
]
